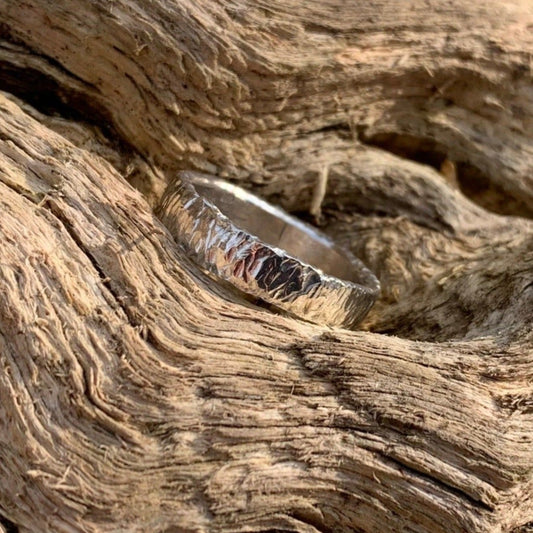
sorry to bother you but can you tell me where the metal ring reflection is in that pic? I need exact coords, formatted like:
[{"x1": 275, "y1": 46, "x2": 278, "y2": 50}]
[{"x1": 156, "y1": 171, "x2": 380, "y2": 328}]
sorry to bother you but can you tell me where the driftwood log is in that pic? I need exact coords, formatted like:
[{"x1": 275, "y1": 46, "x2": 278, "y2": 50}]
[{"x1": 0, "y1": 1, "x2": 532, "y2": 532}]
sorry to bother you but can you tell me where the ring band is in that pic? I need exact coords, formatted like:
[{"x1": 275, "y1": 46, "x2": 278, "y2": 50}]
[{"x1": 156, "y1": 171, "x2": 380, "y2": 328}]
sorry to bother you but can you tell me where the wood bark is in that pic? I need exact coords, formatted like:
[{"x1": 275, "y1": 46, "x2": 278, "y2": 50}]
[{"x1": 0, "y1": 1, "x2": 532, "y2": 532}]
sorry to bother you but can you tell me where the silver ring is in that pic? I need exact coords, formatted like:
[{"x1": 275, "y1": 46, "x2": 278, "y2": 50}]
[{"x1": 156, "y1": 171, "x2": 380, "y2": 328}]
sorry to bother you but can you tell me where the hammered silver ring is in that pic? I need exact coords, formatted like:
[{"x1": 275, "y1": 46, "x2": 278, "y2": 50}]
[{"x1": 156, "y1": 171, "x2": 380, "y2": 328}]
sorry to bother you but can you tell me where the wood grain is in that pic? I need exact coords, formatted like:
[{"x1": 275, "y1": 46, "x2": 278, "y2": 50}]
[{"x1": 0, "y1": 1, "x2": 532, "y2": 531}]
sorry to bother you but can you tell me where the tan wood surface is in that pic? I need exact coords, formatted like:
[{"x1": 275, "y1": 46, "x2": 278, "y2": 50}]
[{"x1": 0, "y1": 1, "x2": 532, "y2": 531}]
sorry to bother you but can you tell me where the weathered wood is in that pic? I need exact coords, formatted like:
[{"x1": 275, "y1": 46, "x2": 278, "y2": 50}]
[{"x1": 0, "y1": 1, "x2": 532, "y2": 532}]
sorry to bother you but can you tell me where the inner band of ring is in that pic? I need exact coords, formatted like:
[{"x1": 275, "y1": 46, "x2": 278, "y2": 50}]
[{"x1": 157, "y1": 171, "x2": 380, "y2": 327}]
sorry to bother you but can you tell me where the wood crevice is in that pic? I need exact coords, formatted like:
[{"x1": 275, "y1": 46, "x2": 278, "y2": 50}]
[{"x1": 0, "y1": 515, "x2": 18, "y2": 533}]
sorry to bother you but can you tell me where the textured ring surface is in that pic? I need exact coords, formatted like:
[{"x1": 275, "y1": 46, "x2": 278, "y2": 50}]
[{"x1": 156, "y1": 171, "x2": 380, "y2": 328}]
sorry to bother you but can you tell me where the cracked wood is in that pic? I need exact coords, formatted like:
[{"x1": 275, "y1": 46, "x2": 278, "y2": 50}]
[{"x1": 0, "y1": 1, "x2": 532, "y2": 532}]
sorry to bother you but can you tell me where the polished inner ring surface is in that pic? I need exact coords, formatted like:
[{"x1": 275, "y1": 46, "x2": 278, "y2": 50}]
[{"x1": 193, "y1": 179, "x2": 364, "y2": 285}]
